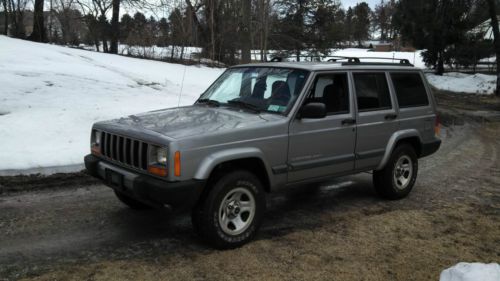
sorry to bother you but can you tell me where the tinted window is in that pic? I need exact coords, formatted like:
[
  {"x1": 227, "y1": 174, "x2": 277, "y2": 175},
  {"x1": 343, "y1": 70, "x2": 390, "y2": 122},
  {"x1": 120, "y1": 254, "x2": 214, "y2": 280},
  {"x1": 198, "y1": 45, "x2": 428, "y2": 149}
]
[
  {"x1": 391, "y1": 73, "x2": 429, "y2": 107},
  {"x1": 354, "y1": 73, "x2": 392, "y2": 111},
  {"x1": 305, "y1": 73, "x2": 349, "y2": 115}
]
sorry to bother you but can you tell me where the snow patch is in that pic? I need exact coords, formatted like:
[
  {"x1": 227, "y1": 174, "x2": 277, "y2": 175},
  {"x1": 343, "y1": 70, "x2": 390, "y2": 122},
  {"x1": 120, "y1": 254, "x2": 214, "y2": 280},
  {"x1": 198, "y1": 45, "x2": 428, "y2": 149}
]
[
  {"x1": 0, "y1": 35, "x2": 224, "y2": 172},
  {"x1": 440, "y1": 263, "x2": 500, "y2": 281},
  {"x1": 426, "y1": 72, "x2": 496, "y2": 95}
]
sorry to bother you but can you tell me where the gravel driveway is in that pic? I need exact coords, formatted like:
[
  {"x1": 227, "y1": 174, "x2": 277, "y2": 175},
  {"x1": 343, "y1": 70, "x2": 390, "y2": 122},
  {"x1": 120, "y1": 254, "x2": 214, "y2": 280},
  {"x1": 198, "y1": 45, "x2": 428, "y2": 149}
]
[{"x1": 0, "y1": 93, "x2": 499, "y2": 281}]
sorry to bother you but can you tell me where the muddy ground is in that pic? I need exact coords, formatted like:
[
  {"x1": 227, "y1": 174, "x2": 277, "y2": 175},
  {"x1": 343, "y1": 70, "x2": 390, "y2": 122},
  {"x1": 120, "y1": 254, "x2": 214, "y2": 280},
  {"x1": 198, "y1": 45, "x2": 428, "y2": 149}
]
[{"x1": 0, "y1": 91, "x2": 499, "y2": 281}]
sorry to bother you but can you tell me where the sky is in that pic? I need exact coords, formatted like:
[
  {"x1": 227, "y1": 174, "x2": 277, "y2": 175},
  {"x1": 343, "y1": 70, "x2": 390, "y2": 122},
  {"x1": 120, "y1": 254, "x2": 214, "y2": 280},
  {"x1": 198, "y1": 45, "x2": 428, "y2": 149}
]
[{"x1": 341, "y1": 0, "x2": 380, "y2": 9}]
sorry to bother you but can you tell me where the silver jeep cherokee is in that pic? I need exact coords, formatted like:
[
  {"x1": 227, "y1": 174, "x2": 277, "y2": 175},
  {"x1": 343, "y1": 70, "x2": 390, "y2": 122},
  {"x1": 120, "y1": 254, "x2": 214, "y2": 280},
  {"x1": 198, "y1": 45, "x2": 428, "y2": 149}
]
[{"x1": 85, "y1": 58, "x2": 441, "y2": 249}]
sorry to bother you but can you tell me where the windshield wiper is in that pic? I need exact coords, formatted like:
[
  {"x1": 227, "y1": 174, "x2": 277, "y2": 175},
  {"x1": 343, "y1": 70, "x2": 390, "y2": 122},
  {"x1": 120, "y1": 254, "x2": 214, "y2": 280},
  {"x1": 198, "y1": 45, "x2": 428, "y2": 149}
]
[
  {"x1": 197, "y1": 98, "x2": 220, "y2": 107},
  {"x1": 227, "y1": 99, "x2": 261, "y2": 113}
]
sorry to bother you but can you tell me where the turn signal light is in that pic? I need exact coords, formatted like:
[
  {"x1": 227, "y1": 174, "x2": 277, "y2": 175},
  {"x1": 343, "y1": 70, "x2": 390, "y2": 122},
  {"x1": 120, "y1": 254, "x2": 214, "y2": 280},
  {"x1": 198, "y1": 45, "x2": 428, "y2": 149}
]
[
  {"x1": 148, "y1": 165, "x2": 168, "y2": 177},
  {"x1": 91, "y1": 145, "x2": 101, "y2": 155},
  {"x1": 174, "y1": 151, "x2": 181, "y2": 177}
]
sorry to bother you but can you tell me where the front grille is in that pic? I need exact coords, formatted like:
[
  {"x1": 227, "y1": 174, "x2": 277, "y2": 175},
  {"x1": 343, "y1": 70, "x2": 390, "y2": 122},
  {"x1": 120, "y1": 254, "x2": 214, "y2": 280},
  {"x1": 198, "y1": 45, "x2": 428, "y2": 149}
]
[{"x1": 100, "y1": 131, "x2": 149, "y2": 170}]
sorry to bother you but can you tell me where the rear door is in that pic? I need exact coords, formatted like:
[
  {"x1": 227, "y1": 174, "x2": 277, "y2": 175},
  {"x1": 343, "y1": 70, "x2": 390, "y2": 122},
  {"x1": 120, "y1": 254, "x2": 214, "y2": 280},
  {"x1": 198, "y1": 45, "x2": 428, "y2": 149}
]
[
  {"x1": 287, "y1": 72, "x2": 356, "y2": 183},
  {"x1": 353, "y1": 71, "x2": 399, "y2": 170},
  {"x1": 389, "y1": 71, "x2": 436, "y2": 143}
]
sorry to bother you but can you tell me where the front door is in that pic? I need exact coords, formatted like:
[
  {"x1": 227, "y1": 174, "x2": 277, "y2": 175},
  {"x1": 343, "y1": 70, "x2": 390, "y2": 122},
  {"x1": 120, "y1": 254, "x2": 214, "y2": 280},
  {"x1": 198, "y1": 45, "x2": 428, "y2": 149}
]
[
  {"x1": 287, "y1": 72, "x2": 356, "y2": 183},
  {"x1": 352, "y1": 72, "x2": 399, "y2": 170}
]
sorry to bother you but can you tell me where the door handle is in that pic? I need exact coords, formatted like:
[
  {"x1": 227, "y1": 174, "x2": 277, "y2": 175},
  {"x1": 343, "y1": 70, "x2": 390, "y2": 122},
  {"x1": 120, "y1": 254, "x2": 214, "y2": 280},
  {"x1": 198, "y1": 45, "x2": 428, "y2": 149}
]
[
  {"x1": 342, "y1": 118, "x2": 356, "y2": 125},
  {"x1": 385, "y1": 114, "x2": 398, "y2": 120}
]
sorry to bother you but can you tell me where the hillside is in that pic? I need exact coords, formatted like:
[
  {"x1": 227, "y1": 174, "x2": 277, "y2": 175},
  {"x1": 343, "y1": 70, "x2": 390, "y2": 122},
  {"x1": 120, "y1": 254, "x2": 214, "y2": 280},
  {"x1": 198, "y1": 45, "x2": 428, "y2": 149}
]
[{"x1": 0, "y1": 36, "x2": 223, "y2": 174}]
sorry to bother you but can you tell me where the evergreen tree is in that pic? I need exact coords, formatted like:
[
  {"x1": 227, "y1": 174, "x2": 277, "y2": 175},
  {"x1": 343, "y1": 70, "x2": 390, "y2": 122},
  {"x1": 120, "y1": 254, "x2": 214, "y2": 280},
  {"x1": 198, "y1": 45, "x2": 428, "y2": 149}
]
[
  {"x1": 352, "y1": 2, "x2": 371, "y2": 46},
  {"x1": 120, "y1": 14, "x2": 133, "y2": 42},
  {"x1": 394, "y1": 0, "x2": 473, "y2": 75}
]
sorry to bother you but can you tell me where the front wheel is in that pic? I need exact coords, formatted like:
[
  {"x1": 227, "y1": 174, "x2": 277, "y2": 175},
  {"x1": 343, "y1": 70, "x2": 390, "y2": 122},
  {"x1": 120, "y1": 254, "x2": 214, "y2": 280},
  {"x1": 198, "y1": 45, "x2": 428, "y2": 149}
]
[
  {"x1": 373, "y1": 144, "x2": 418, "y2": 200},
  {"x1": 191, "y1": 170, "x2": 266, "y2": 249}
]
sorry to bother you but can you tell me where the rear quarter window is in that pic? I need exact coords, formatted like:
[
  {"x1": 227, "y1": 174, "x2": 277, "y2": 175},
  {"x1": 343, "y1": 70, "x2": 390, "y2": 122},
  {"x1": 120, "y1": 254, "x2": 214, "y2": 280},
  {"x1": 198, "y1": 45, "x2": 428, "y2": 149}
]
[{"x1": 390, "y1": 73, "x2": 429, "y2": 108}]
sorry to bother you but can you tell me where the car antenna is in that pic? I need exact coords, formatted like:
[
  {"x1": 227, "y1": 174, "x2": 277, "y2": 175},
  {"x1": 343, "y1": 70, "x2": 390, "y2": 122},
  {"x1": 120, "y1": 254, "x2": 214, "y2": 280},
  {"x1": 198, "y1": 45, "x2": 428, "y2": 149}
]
[{"x1": 177, "y1": 64, "x2": 187, "y2": 108}]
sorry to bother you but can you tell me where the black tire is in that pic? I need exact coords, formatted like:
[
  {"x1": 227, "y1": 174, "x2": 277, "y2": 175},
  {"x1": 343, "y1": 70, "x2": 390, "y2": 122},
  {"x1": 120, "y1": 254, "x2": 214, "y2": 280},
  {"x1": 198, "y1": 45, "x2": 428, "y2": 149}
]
[
  {"x1": 114, "y1": 190, "x2": 152, "y2": 210},
  {"x1": 191, "y1": 170, "x2": 266, "y2": 249},
  {"x1": 373, "y1": 143, "x2": 418, "y2": 200}
]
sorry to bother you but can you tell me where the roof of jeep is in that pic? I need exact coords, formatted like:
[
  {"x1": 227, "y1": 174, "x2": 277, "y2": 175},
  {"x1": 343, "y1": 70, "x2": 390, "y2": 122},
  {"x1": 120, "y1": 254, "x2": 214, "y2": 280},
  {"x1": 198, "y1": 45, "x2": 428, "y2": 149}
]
[{"x1": 233, "y1": 61, "x2": 421, "y2": 72}]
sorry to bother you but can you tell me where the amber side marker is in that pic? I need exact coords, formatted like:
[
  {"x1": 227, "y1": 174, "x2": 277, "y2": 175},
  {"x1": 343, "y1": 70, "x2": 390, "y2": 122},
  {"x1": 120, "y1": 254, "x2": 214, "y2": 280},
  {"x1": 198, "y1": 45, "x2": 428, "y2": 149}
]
[{"x1": 174, "y1": 151, "x2": 181, "y2": 177}]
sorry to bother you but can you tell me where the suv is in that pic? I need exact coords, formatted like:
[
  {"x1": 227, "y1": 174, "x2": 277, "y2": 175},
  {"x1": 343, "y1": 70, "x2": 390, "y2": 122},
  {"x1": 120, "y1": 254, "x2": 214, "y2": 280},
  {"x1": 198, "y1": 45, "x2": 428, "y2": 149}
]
[{"x1": 85, "y1": 58, "x2": 441, "y2": 249}]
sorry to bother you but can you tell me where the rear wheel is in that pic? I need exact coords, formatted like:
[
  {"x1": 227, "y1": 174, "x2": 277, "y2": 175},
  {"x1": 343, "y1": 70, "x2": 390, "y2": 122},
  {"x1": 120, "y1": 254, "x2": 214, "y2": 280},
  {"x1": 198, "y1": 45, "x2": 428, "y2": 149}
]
[
  {"x1": 373, "y1": 144, "x2": 418, "y2": 200},
  {"x1": 191, "y1": 170, "x2": 266, "y2": 249},
  {"x1": 114, "y1": 190, "x2": 152, "y2": 210}
]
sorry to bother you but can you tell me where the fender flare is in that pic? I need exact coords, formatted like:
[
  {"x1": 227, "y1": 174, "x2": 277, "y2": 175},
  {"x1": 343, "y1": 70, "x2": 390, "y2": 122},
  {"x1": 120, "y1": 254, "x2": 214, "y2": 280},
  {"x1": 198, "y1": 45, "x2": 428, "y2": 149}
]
[
  {"x1": 376, "y1": 129, "x2": 422, "y2": 171},
  {"x1": 193, "y1": 147, "x2": 273, "y2": 185}
]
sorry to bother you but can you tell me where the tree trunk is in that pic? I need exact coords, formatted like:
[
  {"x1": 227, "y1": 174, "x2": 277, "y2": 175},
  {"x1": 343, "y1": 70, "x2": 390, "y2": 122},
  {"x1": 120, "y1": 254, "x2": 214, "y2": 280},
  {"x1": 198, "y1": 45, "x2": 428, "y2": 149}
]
[
  {"x1": 48, "y1": 0, "x2": 52, "y2": 42},
  {"x1": 29, "y1": 0, "x2": 45, "y2": 42},
  {"x1": 437, "y1": 51, "x2": 444, "y2": 75},
  {"x1": 102, "y1": 40, "x2": 108, "y2": 52},
  {"x1": 2, "y1": 0, "x2": 8, "y2": 35},
  {"x1": 110, "y1": 0, "x2": 120, "y2": 54},
  {"x1": 240, "y1": 0, "x2": 251, "y2": 63},
  {"x1": 487, "y1": 0, "x2": 500, "y2": 96},
  {"x1": 14, "y1": 0, "x2": 25, "y2": 38}
]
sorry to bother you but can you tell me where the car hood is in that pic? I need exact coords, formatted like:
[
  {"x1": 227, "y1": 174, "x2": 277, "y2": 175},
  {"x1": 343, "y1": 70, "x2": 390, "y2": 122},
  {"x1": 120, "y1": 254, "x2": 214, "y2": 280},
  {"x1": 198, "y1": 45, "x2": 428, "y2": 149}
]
[{"x1": 96, "y1": 105, "x2": 282, "y2": 139}]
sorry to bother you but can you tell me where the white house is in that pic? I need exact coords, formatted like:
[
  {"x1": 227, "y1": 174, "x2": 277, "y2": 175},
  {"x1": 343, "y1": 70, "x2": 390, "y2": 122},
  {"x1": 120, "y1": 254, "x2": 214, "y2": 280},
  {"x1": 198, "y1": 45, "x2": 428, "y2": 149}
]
[{"x1": 470, "y1": 16, "x2": 500, "y2": 40}]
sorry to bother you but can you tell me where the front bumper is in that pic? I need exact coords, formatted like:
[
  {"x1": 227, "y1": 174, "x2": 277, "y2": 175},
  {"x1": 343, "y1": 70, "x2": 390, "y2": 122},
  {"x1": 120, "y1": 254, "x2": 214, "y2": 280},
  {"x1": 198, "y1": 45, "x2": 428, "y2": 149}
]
[{"x1": 84, "y1": 154, "x2": 205, "y2": 211}]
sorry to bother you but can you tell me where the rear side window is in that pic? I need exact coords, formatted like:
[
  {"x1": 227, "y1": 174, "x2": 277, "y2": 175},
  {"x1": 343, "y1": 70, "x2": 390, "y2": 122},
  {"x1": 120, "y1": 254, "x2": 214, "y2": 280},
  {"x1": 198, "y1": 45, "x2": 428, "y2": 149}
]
[
  {"x1": 353, "y1": 73, "x2": 392, "y2": 111},
  {"x1": 391, "y1": 73, "x2": 429, "y2": 108}
]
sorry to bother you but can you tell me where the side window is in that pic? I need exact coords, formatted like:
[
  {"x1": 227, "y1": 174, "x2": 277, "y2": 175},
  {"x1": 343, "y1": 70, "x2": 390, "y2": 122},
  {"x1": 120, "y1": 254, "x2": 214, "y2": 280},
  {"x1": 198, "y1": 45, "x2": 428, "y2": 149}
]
[
  {"x1": 305, "y1": 73, "x2": 349, "y2": 115},
  {"x1": 353, "y1": 73, "x2": 392, "y2": 111},
  {"x1": 391, "y1": 73, "x2": 429, "y2": 108}
]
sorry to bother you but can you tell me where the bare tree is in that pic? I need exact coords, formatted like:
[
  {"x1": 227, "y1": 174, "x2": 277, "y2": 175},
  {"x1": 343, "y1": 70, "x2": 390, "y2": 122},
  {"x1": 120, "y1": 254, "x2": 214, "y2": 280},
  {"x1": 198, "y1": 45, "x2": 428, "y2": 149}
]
[
  {"x1": 76, "y1": 0, "x2": 112, "y2": 50},
  {"x1": 109, "y1": 0, "x2": 119, "y2": 53},
  {"x1": 29, "y1": 0, "x2": 46, "y2": 41},
  {"x1": 8, "y1": 0, "x2": 28, "y2": 38},
  {"x1": 256, "y1": 0, "x2": 271, "y2": 61},
  {"x1": 240, "y1": 0, "x2": 251, "y2": 63},
  {"x1": 2, "y1": 0, "x2": 8, "y2": 35},
  {"x1": 486, "y1": 0, "x2": 500, "y2": 96}
]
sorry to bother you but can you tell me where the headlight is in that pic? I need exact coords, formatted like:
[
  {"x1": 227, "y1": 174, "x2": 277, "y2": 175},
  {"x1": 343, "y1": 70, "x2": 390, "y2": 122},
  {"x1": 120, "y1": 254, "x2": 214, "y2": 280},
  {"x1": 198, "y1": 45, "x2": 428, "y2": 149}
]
[
  {"x1": 94, "y1": 131, "x2": 101, "y2": 146},
  {"x1": 91, "y1": 130, "x2": 101, "y2": 155},
  {"x1": 154, "y1": 147, "x2": 168, "y2": 165},
  {"x1": 148, "y1": 146, "x2": 168, "y2": 177}
]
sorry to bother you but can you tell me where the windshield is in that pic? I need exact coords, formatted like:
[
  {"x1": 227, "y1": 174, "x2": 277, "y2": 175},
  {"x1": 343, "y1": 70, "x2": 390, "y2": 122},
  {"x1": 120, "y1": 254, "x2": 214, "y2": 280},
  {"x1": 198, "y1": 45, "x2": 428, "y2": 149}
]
[{"x1": 198, "y1": 67, "x2": 310, "y2": 114}]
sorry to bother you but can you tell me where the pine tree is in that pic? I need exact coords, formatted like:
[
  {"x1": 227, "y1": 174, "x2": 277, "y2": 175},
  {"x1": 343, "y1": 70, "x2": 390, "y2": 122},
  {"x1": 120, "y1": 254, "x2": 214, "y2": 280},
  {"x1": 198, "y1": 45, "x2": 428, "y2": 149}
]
[
  {"x1": 352, "y1": 2, "x2": 371, "y2": 47},
  {"x1": 394, "y1": 0, "x2": 473, "y2": 75}
]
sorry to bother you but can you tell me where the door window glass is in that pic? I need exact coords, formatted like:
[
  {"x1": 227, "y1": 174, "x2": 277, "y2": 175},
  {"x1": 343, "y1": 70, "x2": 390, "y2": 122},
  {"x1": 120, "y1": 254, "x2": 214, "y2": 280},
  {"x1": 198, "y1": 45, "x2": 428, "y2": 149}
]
[
  {"x1": 305, "y1": 73, "x2": 349, "y2": 115},
  {"x1": 353, "y1": 73, "x2": 392, "y2": 111}
]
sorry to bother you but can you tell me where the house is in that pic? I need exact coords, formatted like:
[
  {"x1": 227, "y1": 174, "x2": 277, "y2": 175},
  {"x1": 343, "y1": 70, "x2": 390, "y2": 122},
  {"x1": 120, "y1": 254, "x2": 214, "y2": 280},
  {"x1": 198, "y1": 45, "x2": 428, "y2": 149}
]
[{"x1": 470, "y1": 16, "x2": 499, "y2": 40}]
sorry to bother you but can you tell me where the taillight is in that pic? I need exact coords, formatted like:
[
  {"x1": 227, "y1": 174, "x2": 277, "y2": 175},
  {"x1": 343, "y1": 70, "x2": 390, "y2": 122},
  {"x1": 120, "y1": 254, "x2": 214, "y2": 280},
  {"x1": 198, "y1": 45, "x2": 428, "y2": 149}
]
[{"x1": 434, "y1": 115, "x2": 441, "y2": 136}]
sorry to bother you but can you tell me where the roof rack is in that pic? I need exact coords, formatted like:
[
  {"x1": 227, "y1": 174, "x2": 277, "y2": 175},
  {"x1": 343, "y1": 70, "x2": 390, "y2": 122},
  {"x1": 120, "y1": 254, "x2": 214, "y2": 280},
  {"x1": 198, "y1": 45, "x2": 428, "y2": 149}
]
[
  {"x1": 268, "y1": 55, "x2": 414, "y2": 66},
  {"x1": 334, "y1": 56, "x2": 414, "y2": 66},
  {"x1": 326, "y1": 56, "x2": 361, "y2": 63}
]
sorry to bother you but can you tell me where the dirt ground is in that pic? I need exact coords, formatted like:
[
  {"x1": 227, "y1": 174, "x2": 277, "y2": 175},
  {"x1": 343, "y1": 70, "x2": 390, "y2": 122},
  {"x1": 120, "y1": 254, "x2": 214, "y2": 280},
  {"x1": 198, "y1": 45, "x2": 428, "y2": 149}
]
[{"x1": 0, "y1": 91, "x2": 499, "y2": 281}]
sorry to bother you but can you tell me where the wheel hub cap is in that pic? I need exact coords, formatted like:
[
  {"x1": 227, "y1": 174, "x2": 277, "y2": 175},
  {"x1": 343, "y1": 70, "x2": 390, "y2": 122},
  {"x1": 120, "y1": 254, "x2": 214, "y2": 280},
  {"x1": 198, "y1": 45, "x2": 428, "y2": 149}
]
[
  {"x1": 218, "y1": 187, "x2": 256, "y2": 236},
  {"x1": 393, "y1": 155, "x2": 413, "y2": 190}
]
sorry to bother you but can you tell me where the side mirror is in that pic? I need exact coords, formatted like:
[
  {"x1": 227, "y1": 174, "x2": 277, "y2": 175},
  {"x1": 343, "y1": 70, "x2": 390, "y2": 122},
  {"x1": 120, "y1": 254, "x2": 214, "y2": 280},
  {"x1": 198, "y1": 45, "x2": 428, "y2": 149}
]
[{"x1": 299, "y1": 103, "x2": 327, "y2": 119}]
